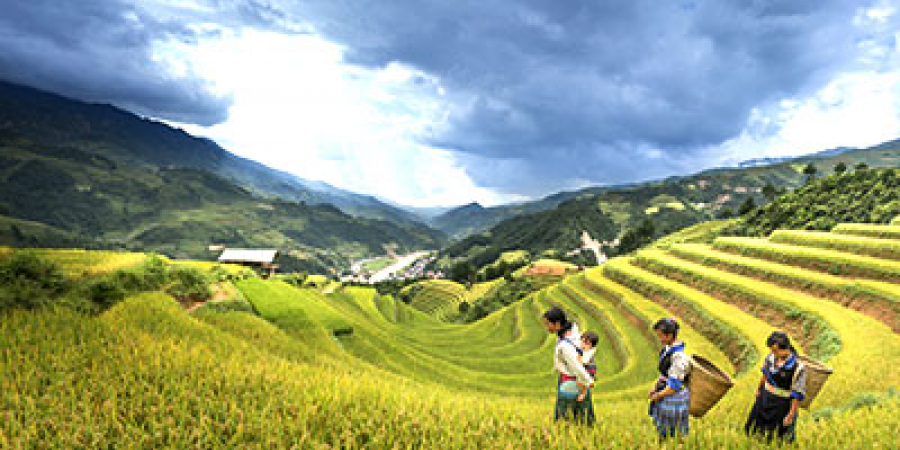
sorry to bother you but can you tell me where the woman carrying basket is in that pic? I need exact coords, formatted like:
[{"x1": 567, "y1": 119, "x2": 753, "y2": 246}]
[
  {"x1": 648, "y1": 318, "x2": 691, "y2": 440},
  {"x1": 745, "y1": 331, "x2": 807, "y2": 443}
]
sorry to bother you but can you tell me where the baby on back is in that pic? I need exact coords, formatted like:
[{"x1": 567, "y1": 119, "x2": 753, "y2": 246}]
[{"x1": 577, "y1": 331, "x2": 599, "y2": 401}]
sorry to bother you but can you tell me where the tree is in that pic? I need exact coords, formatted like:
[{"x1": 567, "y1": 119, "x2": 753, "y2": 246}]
[
  {"x1": 802, "y1": 163, "x2": 818, "y2": 183},
  {"x1": 716, "y1": 208, "x2": 734, "y2": 219},
  {"x1": 855, "y1": 162, "x2": 869, "y2": 171},
  {"x1": 615, "y1": 219, "x2": 656, "y2": 255},
  {"x1": 450, "y1": 261, "x2": 475, "y2": 284},
  {"x1": 10, "y1": 225, "x2": 25, "y2": 243},
  {"x1": 762, "y1": 183, "x2": 777, "y2": 203},
  {"x1": 738, "y1": 196, "x2": 757, "y2": 216},
  {"x1": 834, "y1": 162, "x2": 847, "y2": 175}
]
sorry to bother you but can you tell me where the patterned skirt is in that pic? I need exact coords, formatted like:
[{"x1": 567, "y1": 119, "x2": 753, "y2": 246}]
[
  {"x1": 650, "y1": 389, "x2": 690, "y2": 437},
  {"x1": 554, "y1": 376, "x2": 595, "y2": 425},
  {"x1": 745, "y1": 389, "x2": 797, "y2": 442}
]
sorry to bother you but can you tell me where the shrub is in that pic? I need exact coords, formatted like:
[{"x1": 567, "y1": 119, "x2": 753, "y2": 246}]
[
  {"x1": 0, "y1": 252, "x2": 76, "y2": 311},
  {"x1": 84, "y1": 277, "x2": 128, "y2": 309},
  {"x1": 281, "y1": 272, "x2": 309, "y2": 287},
  {"x1": 165, "y1": 266, "x2": 212, "y2": 303},
  {"x1": 209, "y1": 264, "x2": 232, "y2": 283}
]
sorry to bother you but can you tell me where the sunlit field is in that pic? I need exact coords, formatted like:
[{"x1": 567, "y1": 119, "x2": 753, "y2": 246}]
[{"x1": 3, "y1": 219, "x2": 900, "y2": 449}]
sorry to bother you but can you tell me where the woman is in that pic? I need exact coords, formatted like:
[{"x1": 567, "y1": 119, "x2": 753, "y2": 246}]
[
  {"x1": 542, "y1": 306, "x2": 595, "y2": 425},
  {"x1": 745, "y1": 331, "x2": 807, "y2": 443},
  {"x1": 648, "y1": 318, "x2": 691, "y2": 440}
]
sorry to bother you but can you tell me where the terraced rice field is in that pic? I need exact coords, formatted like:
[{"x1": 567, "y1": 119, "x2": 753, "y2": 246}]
[
  {"x1": 3, "y1": 218, "x2": 900, "y2": 448},
  {"x1": 0, "y1": 246, "x2": 245, "y2": 278},
  {"x1": 0, "y1": 247, "x2": 149, "y2": 277},
  {"x1": 401, "y1": 279, "x2": 470, "y2": 320}
]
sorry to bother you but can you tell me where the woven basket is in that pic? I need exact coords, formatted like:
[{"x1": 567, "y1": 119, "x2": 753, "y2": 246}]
[
  {"x1": 687, "y1": 354, "x2": 734, "y2": 418},
  {"x1": 798, "y1": 356, "x2": 832, "y2": 409}
]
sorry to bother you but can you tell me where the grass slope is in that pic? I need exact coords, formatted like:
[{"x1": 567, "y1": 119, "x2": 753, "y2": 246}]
[{"x1": 4, "y1": 214, "x2": 900, "y2": 448}]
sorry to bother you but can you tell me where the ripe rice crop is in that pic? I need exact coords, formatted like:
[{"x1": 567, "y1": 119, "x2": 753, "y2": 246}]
[{"x1": 5, "y1": 217, "x2": 900, "y2": 449}]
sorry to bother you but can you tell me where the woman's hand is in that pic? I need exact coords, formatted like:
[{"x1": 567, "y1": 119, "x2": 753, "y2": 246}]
[{"x1": 782, "y1": 413, "x2": 795, "y2": 428}]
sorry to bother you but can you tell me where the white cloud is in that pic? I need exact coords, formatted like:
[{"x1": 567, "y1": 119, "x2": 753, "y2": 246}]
[
  {"x1": 143, "y1": 2, "x2": 900, "y2": 207},
  {"x1": 154, "y1": 28, "x2": 514, "y2": 207},
  {"x1": 711, "y1": 3, "x2": 900, "y2": 168},
  {"x1": 714, "y1": 70, "x2": 900, "y2": 166}
]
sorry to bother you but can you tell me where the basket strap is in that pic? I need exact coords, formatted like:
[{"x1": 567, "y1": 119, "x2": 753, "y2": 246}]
[{"x1": 791, "y1": 361, "x2": 805, "y2": 394}]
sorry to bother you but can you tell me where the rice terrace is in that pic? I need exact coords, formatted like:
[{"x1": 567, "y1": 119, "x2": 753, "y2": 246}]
[{"x1": 3, "y1": 1, "x2": 900, "y2": 449}]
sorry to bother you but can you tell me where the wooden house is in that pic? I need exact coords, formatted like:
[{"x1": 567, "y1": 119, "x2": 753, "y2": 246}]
[{"x1": 218, "y1": 249, "x2": 279, "y2": 278}]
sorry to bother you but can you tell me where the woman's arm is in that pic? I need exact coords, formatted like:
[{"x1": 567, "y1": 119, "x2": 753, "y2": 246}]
[
  {"x1": 577, "y1": 383, "x2": 587, "y2": 402},
  {"x1": 784, "y1": 398, "x2": 800, "y2": 427},
  {"x1": 651, "y1": 386, "x2": 676, "y2": 401},
  {"x1": 653, "y1": 352, "x2": 689, "y2": 401}
]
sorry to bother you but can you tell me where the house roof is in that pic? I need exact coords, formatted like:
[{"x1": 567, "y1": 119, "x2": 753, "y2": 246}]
[{"x1": 218, "y1": 249, "x2": 278, "y2": 264}]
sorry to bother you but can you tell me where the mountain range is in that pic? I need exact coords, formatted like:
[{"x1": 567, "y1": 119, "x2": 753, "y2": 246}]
[
  {"x1": 0, "y1": 80, "x2": 423, "y2": 226},
  {"x1": 432, "y1": 139, "x2": 900, "y2": 271},
  {"x1": 0, "y1": 80, "x2": 445, "y2": 273},
  {"x1": 3, "y1": 78, "x2": 900, "y2": 275}
]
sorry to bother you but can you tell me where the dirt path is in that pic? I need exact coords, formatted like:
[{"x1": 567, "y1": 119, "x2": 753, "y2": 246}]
[{"x1": 185, "y1": 284, "x2": 231, "y2": 312}]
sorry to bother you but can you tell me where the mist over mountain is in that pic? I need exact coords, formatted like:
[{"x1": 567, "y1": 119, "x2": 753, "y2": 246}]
[
  {"x1": 0, "y1": 80, "x2": 445, "y2": 273},
  {"x1": 0, "y1": 80, "x2": 424, "y2": 226}
]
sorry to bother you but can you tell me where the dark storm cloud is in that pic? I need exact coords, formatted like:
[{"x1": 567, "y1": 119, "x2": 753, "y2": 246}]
[
  {"x1": 265, "y1": 0, "x2": 880, "y2": 195},
  {"x1": 0, "y1": 1, "x2": 887, "y2": 196},
  {"x1": 0, "y1": 0, "x2": 232, "y2": 125}
]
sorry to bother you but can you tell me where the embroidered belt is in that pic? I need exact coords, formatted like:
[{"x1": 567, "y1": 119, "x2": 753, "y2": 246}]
[{"x1": 765, "y1": 382, "x2": 792, "y2": 398}]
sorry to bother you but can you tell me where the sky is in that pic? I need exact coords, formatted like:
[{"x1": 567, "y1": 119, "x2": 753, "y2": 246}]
[{"x1": 1, "y1": 1, "x2": 899, "y2": 207}]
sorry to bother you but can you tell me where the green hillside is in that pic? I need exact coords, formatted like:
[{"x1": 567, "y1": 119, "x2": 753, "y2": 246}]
[
  {"x1": 5, "y1": 211, "x2": 900, "y2": 448},
  {"x1": 0, "y1": 88, "x2": 446, "y2": 273},
  {"x1": 436, "y1": 195, "x2": 621, "y2": 270},
  {"x1": 729, "y1": 167, "x2": 900, "y2": 236},
  {"x1": 436, "y1": 143, "x2": 900, "y2": 272},
  {"x1": 399, "y1": 279, "x2": 469, "y2": 320},
  {"x1": 0, "y1": 80, "x2": 425, "y2": 225},
  {"x1": 431, "y1": 189, "x2": 602, "y2": 239},
  {"x1": 5, "y1": 80, "x2": 900, "y2": 450}
]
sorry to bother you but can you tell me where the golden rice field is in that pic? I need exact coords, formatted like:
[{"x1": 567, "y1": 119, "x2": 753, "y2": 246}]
[
  {"x1": 0, "y1": 247, "x2": 149, "y2": 277},
  {"x1": 400, "y1": 279, "x2": 470, "y2": 320},
  {"x1": 3, "y1": 219, "x2": 900, "y2": 448},
  {"x1": 0, "y1": 246, "x2": 245, "y2": 278}
]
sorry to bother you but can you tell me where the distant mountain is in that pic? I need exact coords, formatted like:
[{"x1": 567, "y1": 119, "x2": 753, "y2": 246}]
[
  {"x1": 438, "y1": 196, "x2": 620, "y2": 268},
  {"x1": 736, "y1": 146, "x2": 854, "y2": 168},
  {"x1": 434, "y1": 137, "x2": 900, "y2": 271},
  {"x1": 0, "y1": 80, "x2": 446, "y2": 273},
  {"x1": 737, "y1": 157, "x2": 795, "y2": 168},
  {"x1": 375, "y1": 199, "x2": 457, "y2": 221},
  {"x1": 433, "y1": 145, "x2": 864, "y2": 239},
  {"x1": 431, "y1": 189, "x2": 607, "y2": 238},
  {"x1": 0, "y1": 80, "x2": 422, "y2": 226}
]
